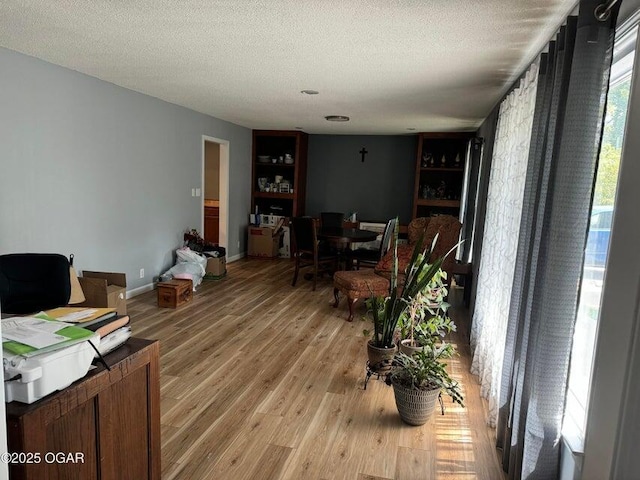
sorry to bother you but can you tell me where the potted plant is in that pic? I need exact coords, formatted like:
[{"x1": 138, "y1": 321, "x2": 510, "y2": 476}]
[
  {"x1": 387, "y1": 346, "x2": 464, "y2": 425},
  {"x1": 398, "y1": 275, "x2": 456, "y2": 357},
  {"x1": 364, "y1": 220, "x2": 451, "y2": 374}
]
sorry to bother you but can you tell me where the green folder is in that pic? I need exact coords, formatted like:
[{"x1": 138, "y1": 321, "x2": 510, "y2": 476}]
[{"x1": 2, "y1": 314, "x2": 96, "y2": 357}]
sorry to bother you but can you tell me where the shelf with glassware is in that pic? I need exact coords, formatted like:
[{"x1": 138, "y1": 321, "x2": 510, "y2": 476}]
[
  {"x1": 252, "y1": 130, "x2": 308, "y2": 218},
  {"x1": 412, "y1": 132, "x2": 474, "y2": 219}
]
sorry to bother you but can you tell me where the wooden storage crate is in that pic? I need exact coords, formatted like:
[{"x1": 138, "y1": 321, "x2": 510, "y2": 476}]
[{"x1": 157, "y1": 279, "x2": 193, "y2": 308}]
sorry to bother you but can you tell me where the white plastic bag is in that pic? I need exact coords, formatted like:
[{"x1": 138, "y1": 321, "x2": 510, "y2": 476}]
[{"x1": 161, "y1": 247, "x2": 207, "y2": 288}]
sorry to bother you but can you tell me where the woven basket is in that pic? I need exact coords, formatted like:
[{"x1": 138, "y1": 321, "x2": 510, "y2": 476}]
[
  {"x1": 391, "y1": 378, "x2": 440, "y2": 426},
  {"x1": 367, "y1": 340, "x2": 397, "y2": 374}
]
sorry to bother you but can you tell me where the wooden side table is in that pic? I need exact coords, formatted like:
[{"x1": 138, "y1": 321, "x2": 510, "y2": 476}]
[{"x1": 5, "y1": 338, "x2": 160, "y2": 480}]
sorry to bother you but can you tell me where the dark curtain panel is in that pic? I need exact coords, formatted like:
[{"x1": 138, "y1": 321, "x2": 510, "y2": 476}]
[
  {"x1": 496, "y1": 1, "x2": 620, "y2": 479},
  {"x1": 460, "y1": 137, "x2": 484, "y2": 264}
]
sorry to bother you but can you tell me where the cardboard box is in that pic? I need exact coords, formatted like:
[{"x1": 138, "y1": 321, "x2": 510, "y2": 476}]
[
  {"x1": 78, "y1": 271, "x2": 127, "y2": 315},
  {"x1": 157, "y1": 279, "x2": 193, "y2": 308},
  {"x1": 248, "y1": 226, "x2": 281, "y2": 258},
  {"x1": 205, "y1": 256, "x2": 227, "y2": 277}
]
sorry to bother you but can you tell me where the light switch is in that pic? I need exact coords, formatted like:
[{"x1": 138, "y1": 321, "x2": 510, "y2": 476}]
[
  {"x1": 195, "y1": 188, "x2": 201, "y2": 197},
  {"x1": 191, "y1": 188, "x2": 196, "y2": 197}
]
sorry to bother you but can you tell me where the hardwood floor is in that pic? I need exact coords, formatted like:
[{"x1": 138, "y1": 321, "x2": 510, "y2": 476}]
[{"x1": 127, "y1": 258, "x2": 505, "y2": 480}]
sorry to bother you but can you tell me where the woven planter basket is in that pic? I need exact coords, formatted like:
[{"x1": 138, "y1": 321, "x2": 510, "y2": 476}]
[
  {"x1": 367, "y1": 340, "x2": 397, "y2": 374},
  {"x1": 391, "y1": 378, "x2": 440, "y2": 426}
]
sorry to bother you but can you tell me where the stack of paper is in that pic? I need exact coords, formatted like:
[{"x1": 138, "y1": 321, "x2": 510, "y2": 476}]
[{"x1": 2, "y1": 316, "x2": 95, "y2": 357}]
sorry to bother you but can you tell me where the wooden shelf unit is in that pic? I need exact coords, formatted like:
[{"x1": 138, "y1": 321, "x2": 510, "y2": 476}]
[
  {"x1": 412, "y1": 132, "x2": 475, "y2": 219},
  {"x1": 252, "y1": 130, "x2": 308, "y2": 217}
]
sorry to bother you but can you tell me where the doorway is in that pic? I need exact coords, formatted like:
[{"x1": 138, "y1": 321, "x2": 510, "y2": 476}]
[{"x1": 202, "y1": 136, "x2": 229, "y2": 251}]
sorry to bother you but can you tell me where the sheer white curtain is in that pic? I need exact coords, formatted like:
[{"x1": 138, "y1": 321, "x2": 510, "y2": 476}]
[{"x1": 470, "y1": 62, "x2": 538, "y2": 427}]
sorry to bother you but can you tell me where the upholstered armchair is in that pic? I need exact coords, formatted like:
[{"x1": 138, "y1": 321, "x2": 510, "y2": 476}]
[
  {"x1": 333, "y1": 215, "x2": 462, "y2": 321},
  {"x1": 375, "y1": 215, "x2": 462, "y2": 281}
]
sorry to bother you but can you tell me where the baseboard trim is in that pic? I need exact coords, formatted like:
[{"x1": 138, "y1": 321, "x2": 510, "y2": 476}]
[
  {"x1": 227, "y1": 252, "x2": 246, "y2": 263},
  {"x1": 127, "y1": 283, "x2": 155, "y2": 299}
]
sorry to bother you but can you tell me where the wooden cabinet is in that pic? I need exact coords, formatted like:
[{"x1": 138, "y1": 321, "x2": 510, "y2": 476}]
[
  {"x1": 204, "y1": 205, "x2": 219, "y2": 243},
  {"x1": 6, "y1": 338, "x2": 160, "y2": 480},
  {"x1": 251, "y1": 130, "x2": 308, "y2": 217},
  {"x1": 412, "y1": 132, "x2": 475, "y2": 219}
]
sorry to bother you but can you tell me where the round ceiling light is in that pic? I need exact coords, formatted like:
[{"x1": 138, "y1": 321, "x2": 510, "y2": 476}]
[
  {"x1": 325, "y1": 115, "x2": 350, "y2": 122},
  {"x1": 300, "y1": 90, "x2": 319, "y2": 95}
]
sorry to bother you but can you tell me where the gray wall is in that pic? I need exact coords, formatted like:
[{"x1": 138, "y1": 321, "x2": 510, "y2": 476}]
[
  {"x1": 306, "y1": 135, "x2": 416, "y2": 224},
  {"x1": 0, "y1": 47, "x2": 251, "y2": 291}
]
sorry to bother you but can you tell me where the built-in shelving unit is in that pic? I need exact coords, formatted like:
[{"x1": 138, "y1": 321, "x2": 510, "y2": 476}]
[
  {"x1": 251, "y1": 130, "x2": 308, "y2": 217},
  {"x1": 412, "y1": 132, "x2": 475, "y2": 219}
]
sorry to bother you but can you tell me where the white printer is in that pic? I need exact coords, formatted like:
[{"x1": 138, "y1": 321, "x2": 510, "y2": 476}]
[{"x1": 3, "y1": 335, "x2": 99, "y2": 404}]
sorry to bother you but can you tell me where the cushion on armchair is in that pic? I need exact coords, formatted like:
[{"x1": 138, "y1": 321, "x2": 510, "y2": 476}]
[
  {"x1": 374, "y1": 215, "x2": 462, "y2": 279},
  {"x1": 374, "y1": 244, "x2": 415, "y2": 280},
  {"x1": 407, "y1": 217, "x2": 430, "y2": 245},
  {"x1": 425, "y1": 215, "x2": 462, "y2": 274}
]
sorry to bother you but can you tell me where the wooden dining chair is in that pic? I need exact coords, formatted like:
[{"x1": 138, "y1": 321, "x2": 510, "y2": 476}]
[
  {"x1": 320, "y1": 212, "x2": 345, "y2": 228},
  {"x1": 291, "y1": 216, "x2": 340, "y2": 291},
  {"x1": 349, "y1": 217, "x2": 397, "y2": 269}
]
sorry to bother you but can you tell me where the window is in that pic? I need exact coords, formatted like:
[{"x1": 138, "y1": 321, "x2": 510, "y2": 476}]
[{"x1": 563, "y1": 25, "x2": 637, "y2": 449}]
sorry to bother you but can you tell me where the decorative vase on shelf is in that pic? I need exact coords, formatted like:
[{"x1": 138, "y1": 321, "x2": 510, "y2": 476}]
[
  {"x1": 454, "y1": 154, "x2": 461, "y2": 166},
  {"x1": 440, "y1": 155, "x2": 446, "y2": 167}
]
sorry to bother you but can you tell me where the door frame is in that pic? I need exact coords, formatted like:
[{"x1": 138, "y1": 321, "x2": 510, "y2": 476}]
[{"x1": 201, "y1": 135, "x2": 230, "y2": 250}]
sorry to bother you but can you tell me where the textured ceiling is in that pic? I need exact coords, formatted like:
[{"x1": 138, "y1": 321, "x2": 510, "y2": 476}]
[{"x1": 0, "y1": 0, "x2": 576, "y2": 134}]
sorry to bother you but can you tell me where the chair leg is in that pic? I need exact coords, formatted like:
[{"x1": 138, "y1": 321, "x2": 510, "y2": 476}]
[
  {"x1": 347, "y1": 298, "x2": 358, "y2": 322},
  {"x1": 333, "y1": 288, "x2": 340, "y2": 307},
  {"x1": 292, "y1": 258, "x2": 300, "y2": 286},
  {"x1": 312, "y1": 263, "x2": 318, "y2": 291}
]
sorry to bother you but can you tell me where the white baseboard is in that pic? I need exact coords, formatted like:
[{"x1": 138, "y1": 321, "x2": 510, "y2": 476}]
[
  {"x1": 126, "y1": 283, "x2": 155, "y2": 299},
  {"x1": 227, "y1": 251, "x2": 246, "y2": 263}
]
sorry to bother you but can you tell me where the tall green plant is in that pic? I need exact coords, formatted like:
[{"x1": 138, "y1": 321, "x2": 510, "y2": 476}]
[{"x1": 367, "y1": 220, "x2": 455, "y2": 348}]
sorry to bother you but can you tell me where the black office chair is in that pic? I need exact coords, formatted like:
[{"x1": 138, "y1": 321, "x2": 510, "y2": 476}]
[
  {"x1": 320, "y1": 212, "x2": 345, "y2": 228},
  {"x1": 0, "y1": 253, "x2": 71, "y2": 314},
  {"x1": 291, "y1": 217, "x2": 340, "y2": 291},
  {"x1": 349, "y1": 218, "x2": 397, "y2": 269}
]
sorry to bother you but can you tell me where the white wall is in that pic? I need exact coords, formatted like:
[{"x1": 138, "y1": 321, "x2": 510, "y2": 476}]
[{"x1": 0, "y1": 47, "x2": 251, "y2": 290}]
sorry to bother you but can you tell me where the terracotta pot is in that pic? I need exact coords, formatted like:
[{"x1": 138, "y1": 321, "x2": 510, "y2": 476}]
[
  {"x1": 399, "y1": 339, "x2": 424, "y2": 357},
  {"x1": 366, "y1": 340, "x2": 397, "y2": 374},
  {"x1": 391, "y1": 377, "x2": 440, "y2": 426}
]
